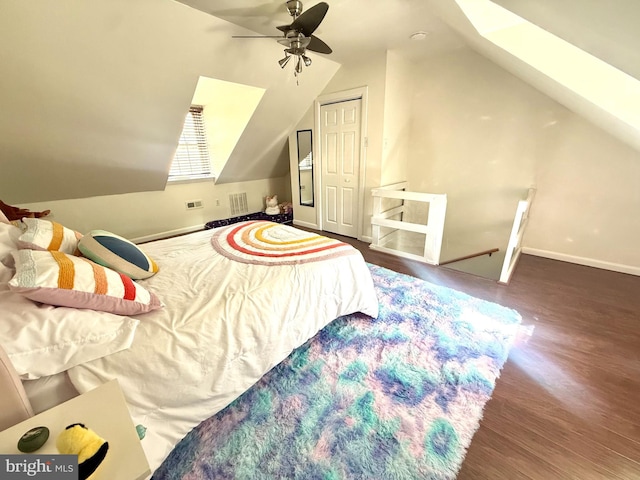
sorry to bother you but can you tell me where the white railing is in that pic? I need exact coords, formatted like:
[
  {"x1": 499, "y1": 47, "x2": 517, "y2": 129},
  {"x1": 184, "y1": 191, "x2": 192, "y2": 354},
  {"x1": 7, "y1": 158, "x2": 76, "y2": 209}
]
[
  {"x1": 499, "y1": 188, "x2": 536, "y2": 284},
  {"x1": 370, "y1": 182, "x2": 447, "y2": 265}
]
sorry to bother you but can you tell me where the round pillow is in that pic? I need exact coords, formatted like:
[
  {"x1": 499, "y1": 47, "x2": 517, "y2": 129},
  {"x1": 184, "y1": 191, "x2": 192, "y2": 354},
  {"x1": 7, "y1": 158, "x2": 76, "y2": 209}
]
[{"x1": 78, "y1": 230, "x2": 159, "y2": 280}]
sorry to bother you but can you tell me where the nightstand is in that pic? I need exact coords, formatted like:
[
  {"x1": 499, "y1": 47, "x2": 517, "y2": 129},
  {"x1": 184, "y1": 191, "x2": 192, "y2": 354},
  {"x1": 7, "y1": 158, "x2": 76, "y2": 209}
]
[{"x1": 0, "y1": 379, "x2": 150, "y2": 480}]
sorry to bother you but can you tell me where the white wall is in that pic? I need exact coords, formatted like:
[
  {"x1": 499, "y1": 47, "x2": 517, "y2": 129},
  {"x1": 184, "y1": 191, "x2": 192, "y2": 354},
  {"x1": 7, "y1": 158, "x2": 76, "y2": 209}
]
[
  {"x1": 308, "y1": 52, "x2": 388, "y2": 238},
  {"x1": 288, "y1": 43, "x2": 640, "y2": 273},
  {"x1": 407, "y1": 48, "x2": 538, "y2": 257},
  {"x1": 381, "y1": 51, "x2": 412, "y2": 186},
  {"x1": 525, "y1": 114, "x2": 640, "y2": 271},
  {"x1": 407, "y1": 47, "x2": 640, "y2": 271},
  {"x1": 18, "y1": 177, "x2": 289, "y2": 242}
]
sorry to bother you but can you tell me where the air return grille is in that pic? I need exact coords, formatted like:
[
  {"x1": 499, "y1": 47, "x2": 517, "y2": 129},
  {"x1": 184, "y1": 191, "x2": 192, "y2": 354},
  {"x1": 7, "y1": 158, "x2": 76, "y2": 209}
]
[{"x1": 229, "y1": 193, "x2": 248, "y2": 216}]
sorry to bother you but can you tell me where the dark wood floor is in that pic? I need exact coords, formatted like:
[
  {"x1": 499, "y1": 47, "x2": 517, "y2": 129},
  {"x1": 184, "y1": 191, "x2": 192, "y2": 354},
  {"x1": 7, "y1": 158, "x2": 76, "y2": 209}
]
[{"x1": 323, "y1": 231, "x2": 640, "y2": 480}]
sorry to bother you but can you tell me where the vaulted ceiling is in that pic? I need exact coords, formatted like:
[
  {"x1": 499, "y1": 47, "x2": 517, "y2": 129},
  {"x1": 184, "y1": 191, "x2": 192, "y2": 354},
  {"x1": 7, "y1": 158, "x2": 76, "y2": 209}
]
[
  {"x1": 2, "y1": 0, "x2": 638, "y2": 204},
  {"x1": 492, "y1": 0, "x2": 640, "y2": 80},
  {"x1": 0, "y1": 0, "x2": 339, "y2": 204},
  {"x1": 184, "y1": 0, "x2": 640, "y2": 151},
  {"x1": 179, "y1": 0, "x2": 640, "y2": 81}
]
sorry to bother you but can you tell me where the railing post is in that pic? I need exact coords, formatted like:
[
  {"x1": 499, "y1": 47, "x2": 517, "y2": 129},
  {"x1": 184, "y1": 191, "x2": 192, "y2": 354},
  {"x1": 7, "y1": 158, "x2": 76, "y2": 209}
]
[
  {"x1": 372, "y1": 189, "x2": 381, "y2": 247},
  {"x1": 499, "y1": 188, "x2": 536, "y2": 284},
  {"x1": 424, "y1": 195, "x2": 447, "y2": 264}
]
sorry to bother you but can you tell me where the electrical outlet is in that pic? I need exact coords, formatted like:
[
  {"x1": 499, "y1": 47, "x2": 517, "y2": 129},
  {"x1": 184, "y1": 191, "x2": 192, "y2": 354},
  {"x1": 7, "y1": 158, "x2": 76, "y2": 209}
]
[{"x1": 185, "y1": 200, "x2": 203, "y2": 210}]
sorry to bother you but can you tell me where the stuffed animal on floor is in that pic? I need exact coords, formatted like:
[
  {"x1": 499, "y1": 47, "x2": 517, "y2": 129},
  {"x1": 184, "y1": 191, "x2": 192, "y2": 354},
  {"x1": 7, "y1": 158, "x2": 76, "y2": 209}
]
[
  {"x1": 56, "y1": 423, "x2": 109, "y2": 480},
  {"x1": 265, "y1": 195, "x2": 280, "y2": 215},
  {"x1": 0, "y1": 200, "x2": 50, "y2": 221},
  {"x1": 279, "y1": 201, "x2": 293, "y2": 215}
]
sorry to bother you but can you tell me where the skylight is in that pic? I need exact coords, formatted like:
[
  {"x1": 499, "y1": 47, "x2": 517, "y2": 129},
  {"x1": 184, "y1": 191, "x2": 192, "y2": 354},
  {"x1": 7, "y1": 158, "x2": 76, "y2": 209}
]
[{"x1": 456, "y1": 0, "x2": 640, "y2": 138}]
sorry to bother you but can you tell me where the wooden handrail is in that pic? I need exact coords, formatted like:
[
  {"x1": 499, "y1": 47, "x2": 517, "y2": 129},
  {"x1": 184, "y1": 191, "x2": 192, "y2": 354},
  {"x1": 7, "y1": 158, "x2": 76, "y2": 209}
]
[{"x1": 439, "y1": 248, "x2": 499, "y2": 266}]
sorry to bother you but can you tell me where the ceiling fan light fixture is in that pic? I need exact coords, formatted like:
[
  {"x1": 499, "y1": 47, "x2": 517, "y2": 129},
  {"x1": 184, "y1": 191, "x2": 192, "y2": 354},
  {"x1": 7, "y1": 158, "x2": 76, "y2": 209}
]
[
  {"x1": 233, "y1": 1, "x2": 332, "y2": 84},
  {"x1": 279, "y1": 55, "x2": 292, "y2": 68}
]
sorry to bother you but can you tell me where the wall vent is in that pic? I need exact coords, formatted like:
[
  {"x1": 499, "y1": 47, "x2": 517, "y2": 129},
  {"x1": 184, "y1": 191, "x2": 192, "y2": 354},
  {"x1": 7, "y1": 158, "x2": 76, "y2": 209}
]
[
  {"x1": 229, "y1": 192, "x2": 248, "y2": 216},
  {"x1": 185, "y1": 199, "x2": 204, "y2": 210}
]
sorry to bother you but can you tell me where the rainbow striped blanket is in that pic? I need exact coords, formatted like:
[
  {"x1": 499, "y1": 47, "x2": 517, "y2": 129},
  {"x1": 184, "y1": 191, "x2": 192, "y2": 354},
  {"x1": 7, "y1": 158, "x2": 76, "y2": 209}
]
[{"x1": 211, "y1": 220, "x2": 356, "y2": 266}]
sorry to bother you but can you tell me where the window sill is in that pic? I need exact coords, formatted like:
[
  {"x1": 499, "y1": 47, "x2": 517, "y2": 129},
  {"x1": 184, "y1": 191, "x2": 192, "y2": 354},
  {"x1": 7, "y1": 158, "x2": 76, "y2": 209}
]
[{"x1": 166, "y1": 175, "x2": 216, "y2": 186}]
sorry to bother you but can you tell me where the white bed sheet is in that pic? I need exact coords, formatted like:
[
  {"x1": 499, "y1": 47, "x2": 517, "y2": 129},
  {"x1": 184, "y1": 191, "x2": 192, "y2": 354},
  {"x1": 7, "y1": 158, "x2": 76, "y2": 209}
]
[
  {"x1": 22, "y1": 372, "x2": 79, "y2": 414},
  {"x1": 67, "y1": 225, "x2": 379, "y2": 472}
]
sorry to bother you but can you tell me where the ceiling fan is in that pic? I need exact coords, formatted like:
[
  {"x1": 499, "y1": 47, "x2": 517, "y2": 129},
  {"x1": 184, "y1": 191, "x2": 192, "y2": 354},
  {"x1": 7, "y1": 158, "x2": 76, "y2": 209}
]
[{"x1": 232, "y1": 0, "x2": 333, "y2": 79}]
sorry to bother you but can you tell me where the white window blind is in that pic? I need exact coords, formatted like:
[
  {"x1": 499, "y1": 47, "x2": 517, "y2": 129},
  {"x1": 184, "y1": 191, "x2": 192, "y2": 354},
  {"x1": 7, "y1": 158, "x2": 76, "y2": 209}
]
[{"x1": 168, "y1": 105, "x2": 213, "y2": 181}]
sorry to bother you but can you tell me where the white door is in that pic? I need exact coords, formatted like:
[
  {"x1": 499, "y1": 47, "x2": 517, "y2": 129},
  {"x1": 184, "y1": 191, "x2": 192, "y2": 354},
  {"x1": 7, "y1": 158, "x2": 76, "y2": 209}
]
[{"x1": 320, "y1": 98, "x2": 362, "y2": 238}]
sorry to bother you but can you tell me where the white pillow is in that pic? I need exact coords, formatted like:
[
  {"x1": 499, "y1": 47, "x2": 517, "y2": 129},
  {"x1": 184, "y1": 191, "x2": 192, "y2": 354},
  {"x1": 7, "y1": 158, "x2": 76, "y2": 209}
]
[
  {"x1": 0, "y1": 281, "x2": 139, "y2": 380},
  {"x1": 18, "y1": 218, "x2": 83, "y2": 255},
  {"x1": 0, "y1": 221, "x2": 21, "y2": 268},
  {"x1": 9, "y1": 250, "x2": 162, "y2": 315}
]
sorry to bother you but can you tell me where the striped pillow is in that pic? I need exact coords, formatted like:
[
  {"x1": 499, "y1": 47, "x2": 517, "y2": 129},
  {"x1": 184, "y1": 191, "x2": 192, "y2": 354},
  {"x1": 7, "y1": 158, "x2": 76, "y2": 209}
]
[
  {"x1": 78, "y1": 230, "x2": 158, "y2": 280},
  {"x1": 18, "y1": 218, "x2": 83, "y2": 255},
  {"x1": 8, "y1": 249, "x2": 162, "y2": 315}
]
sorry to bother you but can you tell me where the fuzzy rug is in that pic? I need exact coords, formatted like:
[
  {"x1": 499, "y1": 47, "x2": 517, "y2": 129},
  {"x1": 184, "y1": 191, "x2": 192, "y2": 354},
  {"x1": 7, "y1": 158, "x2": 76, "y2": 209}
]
[{"x1": 152, "y1": 264, "x2": 521, "y2": 479}]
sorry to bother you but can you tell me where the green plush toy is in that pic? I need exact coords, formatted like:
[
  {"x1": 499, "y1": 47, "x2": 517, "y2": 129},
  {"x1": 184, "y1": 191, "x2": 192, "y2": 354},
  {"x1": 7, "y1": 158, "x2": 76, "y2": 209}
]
[{"x1": 56, "y1": 423, "x2": 109, "y2": 480}]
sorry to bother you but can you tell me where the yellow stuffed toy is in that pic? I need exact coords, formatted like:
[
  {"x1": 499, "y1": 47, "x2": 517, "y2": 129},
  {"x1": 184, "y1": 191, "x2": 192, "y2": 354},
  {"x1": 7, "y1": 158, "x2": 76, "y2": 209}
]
[{"x1": 56, "y1": 423, "x2": 109, "y2": 480}]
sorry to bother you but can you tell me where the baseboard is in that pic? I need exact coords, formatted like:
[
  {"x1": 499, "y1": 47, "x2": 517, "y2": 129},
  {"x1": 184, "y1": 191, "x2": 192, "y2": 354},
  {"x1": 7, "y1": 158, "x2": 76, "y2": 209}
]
[
  {"x1": 522, "y1": 247, "x2": 640, "y2": 277},
  {"x1": 131, "y1": 225, "x2": 204, "y2": 244},
  {"x1": 360, "y1": 235, "x2": 372, "y2": 244},
  {"x1": 293, "y1": 219, "x2": 319, "y2": 230}
]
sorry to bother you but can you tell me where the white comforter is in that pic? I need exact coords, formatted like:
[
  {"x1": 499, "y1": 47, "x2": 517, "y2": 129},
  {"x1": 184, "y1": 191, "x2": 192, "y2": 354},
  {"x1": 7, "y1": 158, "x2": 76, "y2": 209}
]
[{"x1": 67, "y1": 224, "x2": 378, "y2": 472}]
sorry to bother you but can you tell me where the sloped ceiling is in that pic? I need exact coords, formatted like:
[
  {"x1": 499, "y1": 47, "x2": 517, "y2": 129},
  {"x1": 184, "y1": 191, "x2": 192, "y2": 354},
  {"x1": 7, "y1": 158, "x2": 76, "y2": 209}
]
[
  {"x1": 3, "y1": 0, "x2": 638, "y2": 204},
  {"x1": 426, "y1": 0, "x2": 640, "y2": 152},
  {"x1": 0, "y1": 0, "x2": 339, "y2": 204},
  {"x1": 176, "y1": 0, "x2": 466, "y2": 65},
  {"x1": 179, "y1": 0, "x2": 640, "y2": 83},
  {"x1": 188, "y1": 0, "x2": 640, "y2": 153},
  {"x1": 492, "y1": 0, "x2": 640, "y2": 81}
]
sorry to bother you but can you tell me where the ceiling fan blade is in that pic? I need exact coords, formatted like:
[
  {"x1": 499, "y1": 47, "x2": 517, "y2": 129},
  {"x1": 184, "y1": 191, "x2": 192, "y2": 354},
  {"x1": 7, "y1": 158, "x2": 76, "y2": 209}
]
[
  {"x1": 276, "y1": 25, "x2": 291, "y2": 32},
  {"x1": 307, "y1": 35, "x2": 332, "y2": 54},
  {"x1": 289, "y1": 2, "x2": 329, "y2": 37}
]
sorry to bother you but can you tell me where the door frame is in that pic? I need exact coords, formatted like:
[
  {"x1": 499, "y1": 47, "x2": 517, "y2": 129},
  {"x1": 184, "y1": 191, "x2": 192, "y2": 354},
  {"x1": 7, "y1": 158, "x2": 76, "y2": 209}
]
[{"x1": 314, "y1": 86, "x2": 369, "y2": 241}]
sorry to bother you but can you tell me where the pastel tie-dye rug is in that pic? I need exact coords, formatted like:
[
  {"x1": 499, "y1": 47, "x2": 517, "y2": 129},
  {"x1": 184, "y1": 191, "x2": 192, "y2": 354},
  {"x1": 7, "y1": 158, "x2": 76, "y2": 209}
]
[{"x1": 153, "y1": 264, "x2": 521, "y2": 480}]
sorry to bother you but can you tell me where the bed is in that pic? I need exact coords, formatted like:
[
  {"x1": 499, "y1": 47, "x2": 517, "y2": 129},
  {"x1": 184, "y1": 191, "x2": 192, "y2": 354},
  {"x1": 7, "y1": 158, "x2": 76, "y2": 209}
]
[{"x1": 0, "y1": 216, "x2": 379, "y2": 473}]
